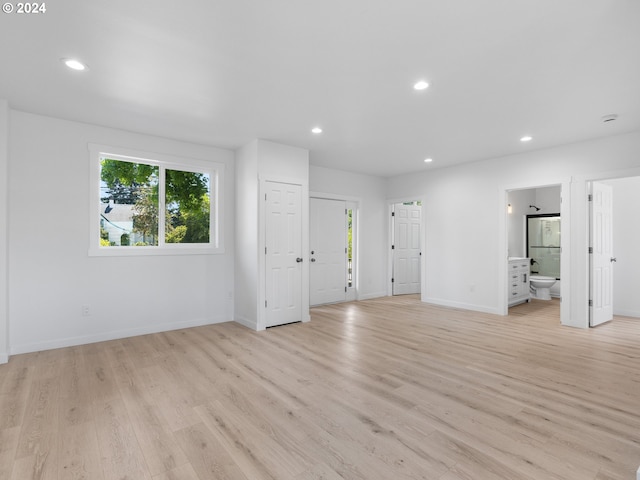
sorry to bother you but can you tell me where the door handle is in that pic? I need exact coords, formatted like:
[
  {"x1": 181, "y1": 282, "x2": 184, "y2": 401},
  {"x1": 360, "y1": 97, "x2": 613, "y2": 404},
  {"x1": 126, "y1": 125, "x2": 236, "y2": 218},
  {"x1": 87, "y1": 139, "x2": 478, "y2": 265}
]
[
  {"x1": 610, "y1": 257, "x2": 617, "y2": 262},
  {"x1": 296, "y1": 257, "x2": 303, "y2": 263},
  {"x1": 310, "y1": 258, "x2": 316, "y2": 262}
]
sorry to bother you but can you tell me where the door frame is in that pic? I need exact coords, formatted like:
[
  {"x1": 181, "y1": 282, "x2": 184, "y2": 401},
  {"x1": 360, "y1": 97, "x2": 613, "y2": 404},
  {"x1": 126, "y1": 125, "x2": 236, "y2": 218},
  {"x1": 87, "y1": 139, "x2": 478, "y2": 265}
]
[
  {"x1": 387, "y1": 196, "x2": 425, "y2": 298},
  {"x1": 310, "y1": 192, "x2": 360, "y2": 302},
  {"x1": 499, "y1": 179, "x2": 570, "y2": 325},
  {"x1": 258, "y1": 176, "x2": 310, "y2": 331}
]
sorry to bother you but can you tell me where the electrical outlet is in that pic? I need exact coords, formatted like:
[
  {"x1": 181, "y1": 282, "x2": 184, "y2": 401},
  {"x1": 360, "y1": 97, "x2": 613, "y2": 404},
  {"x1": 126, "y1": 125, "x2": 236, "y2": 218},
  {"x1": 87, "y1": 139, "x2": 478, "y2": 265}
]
[{"x1": 81, "y1": 305, "x2": 90, "y2": 317}]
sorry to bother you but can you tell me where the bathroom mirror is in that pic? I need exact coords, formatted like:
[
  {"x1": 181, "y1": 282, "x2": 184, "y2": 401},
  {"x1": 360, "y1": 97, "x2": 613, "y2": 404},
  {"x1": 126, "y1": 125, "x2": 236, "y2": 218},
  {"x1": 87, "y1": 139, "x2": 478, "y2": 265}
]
[{"x1": 527, "y1": 214, "x2": 560, "y2": 279}]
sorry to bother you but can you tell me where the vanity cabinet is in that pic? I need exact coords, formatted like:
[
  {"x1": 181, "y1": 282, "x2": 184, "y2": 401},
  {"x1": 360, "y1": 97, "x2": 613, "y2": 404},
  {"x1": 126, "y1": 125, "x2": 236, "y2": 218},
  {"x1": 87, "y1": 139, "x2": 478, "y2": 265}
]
[{"x1": 508, "y1": 258, "x2": 530, "y2": 306}]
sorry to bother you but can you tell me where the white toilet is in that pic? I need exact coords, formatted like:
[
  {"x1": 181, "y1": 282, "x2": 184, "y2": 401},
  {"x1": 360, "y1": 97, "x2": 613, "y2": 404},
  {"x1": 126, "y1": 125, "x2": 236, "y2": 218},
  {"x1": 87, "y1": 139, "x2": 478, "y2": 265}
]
[{"x1": 529, "y1": 275, "x2": 557, "y2": 300}]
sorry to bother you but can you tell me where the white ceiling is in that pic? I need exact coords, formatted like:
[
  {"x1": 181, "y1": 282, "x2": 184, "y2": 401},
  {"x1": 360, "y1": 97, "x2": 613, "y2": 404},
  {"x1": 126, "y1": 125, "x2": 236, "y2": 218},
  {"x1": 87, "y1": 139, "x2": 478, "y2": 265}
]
[{"x1": 1, "y1": 0, "x2": 639, "y2": 177}]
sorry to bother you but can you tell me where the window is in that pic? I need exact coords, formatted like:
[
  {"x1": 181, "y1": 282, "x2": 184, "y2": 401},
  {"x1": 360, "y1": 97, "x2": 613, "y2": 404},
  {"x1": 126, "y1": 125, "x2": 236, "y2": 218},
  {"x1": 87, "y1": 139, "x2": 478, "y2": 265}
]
[{"x1": 89, "y1": 145, "x2": 224, "y2": 256}]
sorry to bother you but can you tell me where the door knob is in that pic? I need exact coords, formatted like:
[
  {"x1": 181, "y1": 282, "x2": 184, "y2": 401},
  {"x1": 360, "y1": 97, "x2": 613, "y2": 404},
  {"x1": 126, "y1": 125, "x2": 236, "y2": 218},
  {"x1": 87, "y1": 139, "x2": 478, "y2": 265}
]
[
  {"x1": 310, "y1": 258, "x2": 316, "y2": 262},
  {"x1": 610, "y1": 257, "x2": 617, "y2": 262},
  {"x1": 296, "y1": 257, "x2": 303, "y2": 263}
]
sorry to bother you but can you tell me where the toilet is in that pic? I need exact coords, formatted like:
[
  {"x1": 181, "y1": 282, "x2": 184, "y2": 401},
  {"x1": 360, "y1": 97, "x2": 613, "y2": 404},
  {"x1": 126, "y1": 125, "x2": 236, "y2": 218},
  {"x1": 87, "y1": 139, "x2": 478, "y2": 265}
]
[{"x1": 529, "y1": 275, "x2": 557, "y2": 300}]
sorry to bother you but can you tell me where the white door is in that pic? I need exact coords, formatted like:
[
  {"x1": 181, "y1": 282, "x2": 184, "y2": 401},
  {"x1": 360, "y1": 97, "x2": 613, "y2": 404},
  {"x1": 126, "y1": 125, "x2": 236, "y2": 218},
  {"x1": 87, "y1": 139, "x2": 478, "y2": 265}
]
[
  {"x1": 265, "y1": 182, "x2": 303, "y2": 327},
  {"x1": 310, "y1": 198, "x2": 347, "y2": 306},
  {"x1": 393, "y1": 203, "x2": 421, "y2": 295},
  {"x1": 590, "y1": 182, "x2": 614, "y2": 327}
]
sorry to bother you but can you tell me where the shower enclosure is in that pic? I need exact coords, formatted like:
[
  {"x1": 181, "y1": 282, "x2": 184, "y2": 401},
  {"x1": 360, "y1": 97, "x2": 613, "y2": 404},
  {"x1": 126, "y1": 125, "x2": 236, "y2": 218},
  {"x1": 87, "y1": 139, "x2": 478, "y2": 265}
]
[{"x1": 527, "y1": 213, "x2": 561, "y2": 279}]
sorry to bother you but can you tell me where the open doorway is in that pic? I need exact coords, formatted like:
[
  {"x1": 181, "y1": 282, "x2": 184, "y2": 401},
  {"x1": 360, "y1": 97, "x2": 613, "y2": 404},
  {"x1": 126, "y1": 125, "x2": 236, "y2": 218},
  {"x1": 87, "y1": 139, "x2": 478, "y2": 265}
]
[{"x1": 507, "y1": 185, "x2": 561, "y2": 320}]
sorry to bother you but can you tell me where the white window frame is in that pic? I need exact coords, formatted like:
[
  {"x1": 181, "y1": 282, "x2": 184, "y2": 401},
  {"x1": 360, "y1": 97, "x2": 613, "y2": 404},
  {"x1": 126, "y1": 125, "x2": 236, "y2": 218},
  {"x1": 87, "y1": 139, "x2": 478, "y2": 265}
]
[{"x1": 89, "y1": 144, "x2": 224, "y2": 256}]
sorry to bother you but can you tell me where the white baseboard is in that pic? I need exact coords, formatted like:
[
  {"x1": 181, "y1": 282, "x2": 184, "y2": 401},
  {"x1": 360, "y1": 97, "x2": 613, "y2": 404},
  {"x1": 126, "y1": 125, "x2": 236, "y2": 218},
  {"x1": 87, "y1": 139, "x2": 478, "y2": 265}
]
[
  {"x1": 358, "y1": 291, "x2": 387, "y2": 301},
  {"x1": 10, "y1": 316, "x2": 228, "y2": 356},
  {"x1": 613, "y1": 309, "x2": 640, "y2": 318},
  {"x1": 423, "y1": 297, "x2": 502, "y2": 315},
  {"x1": 234, "y1": 316, "x2": 257, "y2": 331}
]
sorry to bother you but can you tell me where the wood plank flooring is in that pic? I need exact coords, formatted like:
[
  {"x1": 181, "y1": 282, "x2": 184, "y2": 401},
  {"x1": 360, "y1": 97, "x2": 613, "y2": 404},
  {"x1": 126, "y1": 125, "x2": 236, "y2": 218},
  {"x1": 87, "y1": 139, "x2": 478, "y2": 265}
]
[{"x1": 1, "y1": 295, "x2": 639, "y2": 479}]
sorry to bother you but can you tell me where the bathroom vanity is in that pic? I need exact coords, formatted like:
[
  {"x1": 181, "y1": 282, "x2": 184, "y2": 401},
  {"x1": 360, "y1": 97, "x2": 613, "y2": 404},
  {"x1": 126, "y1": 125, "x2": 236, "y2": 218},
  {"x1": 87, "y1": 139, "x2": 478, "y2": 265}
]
[{"x1": 508, "y1": 257, "x2": 530, "y2": 306}]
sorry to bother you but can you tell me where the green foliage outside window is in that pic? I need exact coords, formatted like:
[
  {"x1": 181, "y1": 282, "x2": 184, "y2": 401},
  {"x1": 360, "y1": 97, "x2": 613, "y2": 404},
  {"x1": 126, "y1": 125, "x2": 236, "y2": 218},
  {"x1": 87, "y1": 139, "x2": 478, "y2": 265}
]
[{"x1": 100, "y1": 158, "x2": 211, "y2": 246}]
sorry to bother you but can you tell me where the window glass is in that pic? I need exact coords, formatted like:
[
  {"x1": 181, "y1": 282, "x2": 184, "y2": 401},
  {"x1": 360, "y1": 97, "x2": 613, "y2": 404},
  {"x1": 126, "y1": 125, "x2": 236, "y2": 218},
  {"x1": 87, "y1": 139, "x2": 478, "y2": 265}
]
[
  {"x1": 100, "y1": 159, "x2": 159, "y2": 246},
  {"x1": 165, "y1": 169, "x2": 210, "y2": 244}
]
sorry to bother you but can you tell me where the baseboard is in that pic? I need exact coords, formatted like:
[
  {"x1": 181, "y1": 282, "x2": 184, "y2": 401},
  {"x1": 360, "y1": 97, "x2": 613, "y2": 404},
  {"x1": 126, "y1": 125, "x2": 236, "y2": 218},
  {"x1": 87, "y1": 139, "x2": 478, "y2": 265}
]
[
  {"x1": 234, "y1": 316, "x2": 257, "y2": 330},
  {"x1": 10, "y1": 316, "x2": 229, "y2": 356},
  {"x1": 358, "y1": 291, "x2": 387, "y2": 301},
  {"x1": 424, "y1": 297, "x2": 502, "y2": 315},
  {"x1": 613, "y1": 309, "x2": 640, "y2": 318}
]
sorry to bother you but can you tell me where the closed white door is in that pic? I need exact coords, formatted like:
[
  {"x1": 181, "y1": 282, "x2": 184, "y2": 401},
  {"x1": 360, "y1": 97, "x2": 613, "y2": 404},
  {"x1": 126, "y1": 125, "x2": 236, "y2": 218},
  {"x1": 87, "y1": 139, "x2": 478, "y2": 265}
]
[
  {"x1": 265, "y1": 182, "x2": 303, "y2": 327},
  {"x1": 310, "y1": 198, "x2": 347, "y2": 306},
  {"x1": 393, "y1": 203, "x2": 421, "y2": 295},
  {"x1": 590, "y1": 182, "x2": 614, "y2": 327}
]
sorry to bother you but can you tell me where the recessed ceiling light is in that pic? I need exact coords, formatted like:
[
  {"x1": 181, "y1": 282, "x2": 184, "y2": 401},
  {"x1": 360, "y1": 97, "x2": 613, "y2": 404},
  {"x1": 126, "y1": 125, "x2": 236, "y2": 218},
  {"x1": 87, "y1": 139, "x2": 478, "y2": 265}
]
[
  {"x1": 62, "y1": 58, "x2": 87, "y2": 71},
  {"x1": 311, "y1": 127, "x2": 322, "y2": 134},
  {"x1": 413, "y1": 80, "x2": 429, "y2": 91},
  {"x1": 424, "y1": 158, "x2": 433, "y2": 163},
  {"x1": 520, "y1": 136, "x2": 533, "y2": 142}
]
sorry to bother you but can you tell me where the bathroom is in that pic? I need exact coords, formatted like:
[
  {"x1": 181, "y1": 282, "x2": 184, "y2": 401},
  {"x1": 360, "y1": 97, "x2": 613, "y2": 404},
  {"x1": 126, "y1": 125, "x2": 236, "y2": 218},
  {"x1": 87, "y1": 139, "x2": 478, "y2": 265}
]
[{"x1": 507, "y1": 185, "x2": 561, "y2": 302}]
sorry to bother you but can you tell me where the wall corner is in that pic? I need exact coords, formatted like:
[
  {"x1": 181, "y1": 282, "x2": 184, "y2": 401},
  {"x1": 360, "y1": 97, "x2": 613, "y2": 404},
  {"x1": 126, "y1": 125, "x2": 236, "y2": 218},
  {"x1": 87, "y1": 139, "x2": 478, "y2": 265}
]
[{"x1": 0, "y1": 99, "x2": 9, "y2": 362}]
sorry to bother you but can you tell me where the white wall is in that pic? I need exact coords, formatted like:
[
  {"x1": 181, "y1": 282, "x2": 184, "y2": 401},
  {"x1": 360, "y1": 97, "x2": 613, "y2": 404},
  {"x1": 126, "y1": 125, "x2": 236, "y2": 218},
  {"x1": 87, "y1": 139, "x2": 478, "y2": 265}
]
[
  {"x1": 605, "y1": 176, "x2": 640, "y2": 318},
  {"x1": 0, "y1": 100, "x2": 8, "y2": 363},
  {"x1": 309, "y1": 165, "x2": 388, "y2": 300},
  {"x1": 387, "y1": 131, "x2": 640, "y2": 327},
  {"x1": 8, "y1": 110, "x2": 235, "y2": 355},
  {"x1": 234, "y1": 141, "x2": 259, "y2": 328},
  {"x1": 534, "y1": 186, "x2": 562, "y2": 214},
  {"x1": 235, "y1": 139, "x2": 310, "y2": 330}
]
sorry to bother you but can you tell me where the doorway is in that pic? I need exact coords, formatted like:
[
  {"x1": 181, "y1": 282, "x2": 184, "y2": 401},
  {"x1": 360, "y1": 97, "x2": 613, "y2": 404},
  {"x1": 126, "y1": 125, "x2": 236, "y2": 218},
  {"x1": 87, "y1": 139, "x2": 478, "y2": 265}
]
[
  {"x1": 506, "y1": 186, "x2": 562, "y2": 320},
  {"x1": 392, "y1": 202, "x2": 421, "y2": 295}
]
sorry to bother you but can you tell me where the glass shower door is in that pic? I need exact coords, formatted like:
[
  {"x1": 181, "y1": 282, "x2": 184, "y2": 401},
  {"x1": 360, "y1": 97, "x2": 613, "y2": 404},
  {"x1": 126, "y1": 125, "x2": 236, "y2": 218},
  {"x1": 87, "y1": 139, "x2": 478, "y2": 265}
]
[{"x1": 527, "y1": 214, "x2": 561, "y2": 279}]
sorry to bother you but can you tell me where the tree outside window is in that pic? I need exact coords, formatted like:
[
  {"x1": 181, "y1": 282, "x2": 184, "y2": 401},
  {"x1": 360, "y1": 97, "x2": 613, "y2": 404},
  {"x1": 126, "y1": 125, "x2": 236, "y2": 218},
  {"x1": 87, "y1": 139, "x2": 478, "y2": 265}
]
[{"x1": 99, "y1": 158, "x2": 211, "y2": 247}]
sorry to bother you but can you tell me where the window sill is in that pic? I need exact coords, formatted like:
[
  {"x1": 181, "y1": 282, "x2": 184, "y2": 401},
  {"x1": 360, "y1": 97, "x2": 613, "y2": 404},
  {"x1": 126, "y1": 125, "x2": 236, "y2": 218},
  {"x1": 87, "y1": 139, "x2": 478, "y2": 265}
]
[{"x1": 88, "y1": 245, "x2": 224, "y2": 257}]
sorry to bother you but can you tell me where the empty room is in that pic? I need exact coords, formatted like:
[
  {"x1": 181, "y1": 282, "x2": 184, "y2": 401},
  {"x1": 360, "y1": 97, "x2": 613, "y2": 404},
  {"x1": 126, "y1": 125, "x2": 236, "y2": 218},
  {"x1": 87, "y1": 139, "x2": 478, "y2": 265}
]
[{"x1": 1, "y1": 1, "x2": 640, "y2": 479}]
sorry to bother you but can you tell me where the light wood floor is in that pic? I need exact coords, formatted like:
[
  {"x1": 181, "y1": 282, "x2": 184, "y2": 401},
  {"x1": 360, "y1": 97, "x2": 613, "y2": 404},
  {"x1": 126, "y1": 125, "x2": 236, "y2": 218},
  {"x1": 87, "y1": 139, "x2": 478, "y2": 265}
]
[{"x1": 1, "y1": 296, "x2": 639, "y2": 480}]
